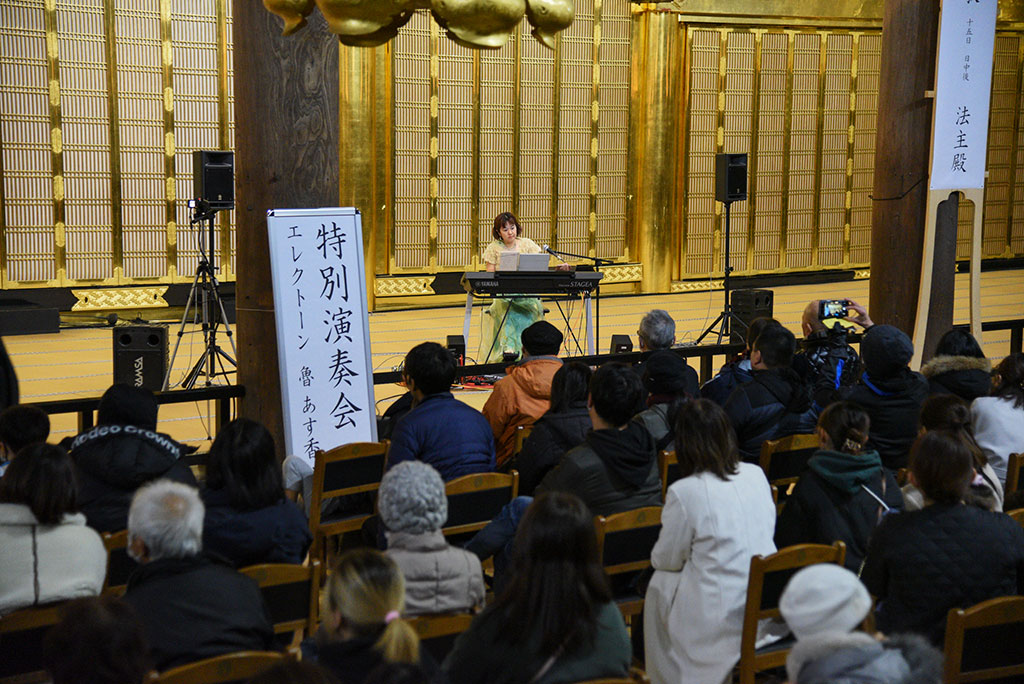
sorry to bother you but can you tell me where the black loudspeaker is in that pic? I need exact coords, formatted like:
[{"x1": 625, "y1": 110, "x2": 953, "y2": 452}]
[
  {"x1": 609, "y1": 334, "x2": 633, "y2": 354},
  {"x1": 192, "y1": 150, "x2": 234, "y2": 209},
  {"x1": 113, "y1": 326, "x2": 168, "y2": 391},
  {"x1": 446, "y1": 334, "x2": 466, "y2": 366},
  {"x1": 715, "y1": 153, "x2": 748, "y2": 203},
  {"x1": 729, "y1": 289, "x2": 774, "y2": 345}
]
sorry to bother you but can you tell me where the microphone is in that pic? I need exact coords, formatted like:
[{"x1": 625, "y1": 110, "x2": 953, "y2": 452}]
[{"x1": 543, "y1": 244, "x2": 568, "y2": 264}]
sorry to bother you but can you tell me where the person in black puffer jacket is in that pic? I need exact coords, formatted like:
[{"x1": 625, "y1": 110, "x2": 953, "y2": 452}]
[
  {"x1": 700, "y1": 316, "x2": 778, "y2": 407},
  {"x1": 724, "y1": 324, "x2": 818, "y2": 462},
  {"x1": 516, "y1": 362, "x2": 592, "y2": 496},
  {"x1": 71, "y1": 384, "x2": 196, "y2": 532},
  {"x1": 861, "y1": 430, "x2": 1024, "y2": 646},
  {"x1": 919, "y1": 328, "x2": 992, "y2": 402},
  {"x1": 792, "y1": 299, "x2": 865, "y2": 396},
  {"x1": 775, "y1": 401, "x2": 902, "y2": 572}
]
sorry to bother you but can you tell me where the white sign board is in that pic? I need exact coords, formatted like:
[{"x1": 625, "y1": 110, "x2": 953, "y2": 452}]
[
  {"x1": 929, "y1": 0, "x2": 997, "y2": 191},
  {"x1": 267, "y1": 207, "x2": 376, "y2": 464}
]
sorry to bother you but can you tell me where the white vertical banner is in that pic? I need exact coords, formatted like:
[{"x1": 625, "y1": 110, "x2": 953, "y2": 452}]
[
  {"x1": 267, "y1": 208, "x2": 377, "y2": 464},
  {"x1": 929, "y1": 0, "x2": 998, "y2": 191}
]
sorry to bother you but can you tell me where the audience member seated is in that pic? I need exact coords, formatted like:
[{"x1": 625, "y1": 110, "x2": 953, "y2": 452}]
[
  {"x1": 70, "y1": 384, "x2": 196, "y2": 532},
  {"x1": 835, "y1": 325, "x2": 929, "y2": 470},
  {"x1": 775, "y1": 402, "x2": 902, "y2": 572},
  {"x1": 724, "y1": 324, "x2": 817, "y2": 462},
  {"x1": 42, "y1": 595, "x2": 152, "y2": 684},
  {"x1": 920, "y1": 328, "x2": 991, "y2": 401},
  {"x1": 0, "y1": 403, "x2": 50, "y2": 477},
  {"x1": 123, "y1": 480, "x2": 274, "y2": 670},
  {"x1": 861, "y1": 430, "x2": 1024, "y2": 646},
  {"x1": 201, "y1": 418, "x2": 311, "y2": 566},
  {"x1": 387, "y1": 342, "x2": 495, "y2": 480},
  {"x1": 903, "y1": 394, "x2": 1002, "y2": 512},
  {"x1": 516, "y1": 361, "x2": 592, "y2": 496},
  {"x1": 971, "y1": 352, "x2": 1024, "y2": 484},
  {"x1": 635, "y1": 309, "x2": 699, "y2": 399},
  {"x1": 0, "y1": 443, "x2": 106, "y2": 615},
  {"x1": 483, "y1": 320, "x2": 564, "y2": 468},
  {"x1": 536, "y1": 362, "x2": 661, "y2": 515},
  {"x1": 364, "y1": 662, "x2": 431, "y2": 684},
  {"x1": 792, "y1": 298, "x2": 868, "y2": 395},
  {"x1": 249, "y1": 661, "x2": 342, "y2": 684},
  {"x1": 779, "y1": 564, "x2": 942, "y2": 684},
  {"x1": 443, "y1": 492, "x2": 631, "y2": 683},
  {"x1": 700, "y1": 316, "x2": 779, "y2": 406},
  {"x1": 379, "y1": 461, "x2": 484, "y2": 616},
  {"x1": 307, "y1": 549, "x2": 438, "y2": 684},
  {"x1": 645, "y1": 399, "x2": 779, "y2": 684},
  {"x1": 633, "y1": 350, "x2": 692, "y2": 452},
  {"x1": 0, "y1": 336, "x2": 16, "y2": 411}
]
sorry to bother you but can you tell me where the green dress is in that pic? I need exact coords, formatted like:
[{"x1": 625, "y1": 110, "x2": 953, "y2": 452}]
[{"x1": 479, "y1": 237, "x2": 546, "y2": 363}]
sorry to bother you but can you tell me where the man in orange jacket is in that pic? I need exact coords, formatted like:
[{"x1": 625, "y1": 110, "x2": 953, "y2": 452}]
[{"x1": 483, "y1": 321, "x2": 564, "y2": 468}]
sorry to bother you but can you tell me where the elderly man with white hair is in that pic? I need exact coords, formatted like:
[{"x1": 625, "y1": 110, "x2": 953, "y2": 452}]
[
  {"x1": 635, "y1": 309, "x2": 699, "y2": 400},
  {"x1": 123, "y1": 479, "x2": 274, "y2": 671}
]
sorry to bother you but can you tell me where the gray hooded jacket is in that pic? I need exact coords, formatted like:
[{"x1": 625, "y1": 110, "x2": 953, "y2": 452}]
[{"x1": 787, "y1": 632, "x2": 941, "y2": 684}]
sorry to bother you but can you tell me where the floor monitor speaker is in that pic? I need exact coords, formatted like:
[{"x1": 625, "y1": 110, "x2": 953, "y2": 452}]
[{"x1": 113, "y1": 325, "x2": 168, "y2": 391}]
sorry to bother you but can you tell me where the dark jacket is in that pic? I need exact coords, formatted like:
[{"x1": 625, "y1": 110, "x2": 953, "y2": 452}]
[
  {"x1": 841, "y1": 370, "x2": 930, "y2": 470},
  {"x1": 700, "y1": 357, "x2": 753, "y2": 407},
  {"x1": 793, "y1": 324, "x2": 862, "y2": 394},
  {"x1": 861, "y1": 503, "x2": 1024, "y2": 646},
  {"x1": 386, "y1": 392, "x2": 495, "y2": 481},
  {"x1": 774, "y1": 449, "x2": 902, "y2": 571},
  {"x1": 535, "y1": 421, "x2": 662, "y2": 516},
  {"x1": 310, "y1": 631, "x2": 442, "y2": 684},
  {"x1": 124, "y1": 554, "x2": 275, "y2": 670},
  {"x1": 201, "y1": 488, "x2": 312, "y2": 567},
  {"x1": 515, "y1": 402, "x2": 591, "y2": 496},
  {"x1": 920, "y1": 355, "x2": 992, "y2": 402},
  {"x1": 635, "y1": 351, "x2": 700, "y2": 400},
  {"x1": 0, "y1": 337, "x2": 16, "y2": 411},
  {"x1": 724, "y1": 367, "x2": 818, "y2": 462},
  {"x1": 71, "y1": 425, "x2": 197, "y2": 532}
]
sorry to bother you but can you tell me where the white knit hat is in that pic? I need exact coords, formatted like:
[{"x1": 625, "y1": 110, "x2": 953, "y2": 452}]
[
  {"x1": 779, "y1": 564, "x2": 872, "y2": 640},
  {"x1": 378, "y1": 461, "x2": 448, "y2": 534}
]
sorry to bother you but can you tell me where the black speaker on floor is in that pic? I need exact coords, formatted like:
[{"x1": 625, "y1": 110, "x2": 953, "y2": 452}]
[
  {"x1": 715, "y1": 153, "x2": 748, "y2": 203},
  {"x1": 446, "y1": 334, "x2": 466, "y2": 366},
  {"x1": 730, "y1": 289, "x2": 774, "y2": 345},
  {"x1": 113, "y1": 326, "x2": 168, "y2": 391},
  {"x1": 609, "y1": 334, "x2": 633, "y2": 354},
  {"x1": 192, "y1": 150, "x2": 234, "y2": 210}
]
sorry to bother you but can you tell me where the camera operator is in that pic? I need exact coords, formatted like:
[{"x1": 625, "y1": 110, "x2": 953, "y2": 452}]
[{"x1": 794, "y1": 299, "x2": 872, "y2": 404}]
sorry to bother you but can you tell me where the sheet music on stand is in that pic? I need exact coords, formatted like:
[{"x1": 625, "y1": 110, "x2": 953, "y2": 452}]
[{"x1": 497, "y1": 251, "x2": 550, "y2": 271}]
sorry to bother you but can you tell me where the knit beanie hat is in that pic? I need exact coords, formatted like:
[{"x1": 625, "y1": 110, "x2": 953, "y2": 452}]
[
  {"x1": 521, "y1": 321, "x2": 563, "y2": 357},
  {"x1": 378, "y1": 461, "x2": 448, "y2": 534},
  {"x1": 860, "y1": 324, "x2": 914, "y2": 379},
  {"x1": 97, "y1": 383, "x2": 159, "y2": 431},
  {"x1": 642, "y1": 350, "x2": 688, "y2": 396},
  {"x1": 779, "y1": 564, "x2": 872, "y2": 640}
]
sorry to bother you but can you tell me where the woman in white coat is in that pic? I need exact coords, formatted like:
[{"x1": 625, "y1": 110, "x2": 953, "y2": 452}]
[{"x1": 644, "y1": 399, "x2": 777, "y2": 684}]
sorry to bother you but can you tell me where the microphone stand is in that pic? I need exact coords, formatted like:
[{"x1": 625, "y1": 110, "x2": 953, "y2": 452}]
[{"x1": 544, "y1": 246, "x2": 614, "y2": 353}]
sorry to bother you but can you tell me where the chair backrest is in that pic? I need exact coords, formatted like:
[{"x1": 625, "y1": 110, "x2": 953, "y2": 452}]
[
  {"x1": 443, "y1": 471, "x2": 519, "y2": 539},
  {"x1": 409, "y1": 612, "x2": 475, "y2": 663},
  {"x1": 1005, "y1": 453, "x2": 1024, "y2": 497},
  {"x1": 943, "y1": 595, "x2": 1024, "y2": 683},
  {"x1": 0, "y1": 602, "x2": 64, "y2": 683},
  {"x1": 594, "y1": 507, "x2": 663, "y2": 577},
  {"x1": 101, "y1": 529, "x2": 137, "y2": 595},
  {"x1": 308, "y1": 441, "x2": 389, "y2": 531},
  {"x1": 239, "y1": 561, "x2": 320, "y2": 637},
  {"x1": 1006, "y1": 508, "x2": 1024, "y2": 528},
  {"x1": 657, "y1": 450, "x2": 679, "y2": 501},
  {"x1": 514, "y1": 424, "x2": 534, "y2": 457},
  {"x1": 147, "y1": 650, "x2": 295, "y2": 684},
  {"x1": 759, "y1": 433, "x2": 819, "y2": 489}
]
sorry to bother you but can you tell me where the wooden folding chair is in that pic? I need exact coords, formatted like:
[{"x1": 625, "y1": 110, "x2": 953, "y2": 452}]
[
  {"x1": 308, "y1": 441, "x2": 389, "y2": 563},
  {"x1": 759, "y1": 433, "x2": 818, "y2": 503},
  {"x1": 1004, "y1": 453, "x2": 1023, "y2": 497},
  {"x1": 239, "y1": 561, "x2": 320, "y2": 641},
  {"x1": 443, "y1": 471, "x2": 518, "y2": 546},
  {"x1": 409, "y1": 612, "x2": 476, "y2": 663},
  {"x1": 943, "y1": 595, "x2": 1024, "y2": 683},
  {"x1": 0, "y1": 602, "x2": 64, "y2": 684},
  {"x1": 736, "y1": 542, "x2": 847, "y2": 684},
  {"x1": 594, "y1": 506, "x2": 662, "y2": 622},
  {"x1": 657, "y1": 450, "x2": 679, "y2": 501},
  {"x1": 514, "y1": 424, "x2": 534, "y2": 457},
  {"x1": 146, "y1": 649, "x2": 296, "y2": 684},
  {"x1": 101, "y1": 529, "x2": 137, "y2": 596},
  {"x1": 1006, "y1": 508, "x2": 1024, "y2": 528}
]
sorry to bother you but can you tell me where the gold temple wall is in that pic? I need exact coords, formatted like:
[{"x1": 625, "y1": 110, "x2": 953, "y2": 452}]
[{"x1": 2, "y1": 1, "x2": 1024, "y2": 300}]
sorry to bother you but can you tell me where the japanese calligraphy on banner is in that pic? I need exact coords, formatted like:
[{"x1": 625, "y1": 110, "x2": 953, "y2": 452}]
[
  {"x1": 267, "y1": 208, "x2": 377, "y2": 464},
  {"x1": 929, "y1": 0, "x2": 997, "y2": 191}
]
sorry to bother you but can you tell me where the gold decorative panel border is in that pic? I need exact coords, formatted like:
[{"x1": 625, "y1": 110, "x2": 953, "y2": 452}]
[
  {"x1": 375, "y1": 276, "x2": 435, "y2": 298},
  {"x1": 600, "y1": 263, "x2": 642, "y2": 284},
  {"x1": 71, "y1": 285, "x2": 167, "y2": 310}
]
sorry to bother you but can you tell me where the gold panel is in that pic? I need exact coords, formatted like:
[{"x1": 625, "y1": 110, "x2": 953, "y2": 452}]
[
  {"x1": 71, "y1": 285, "x2": 168, "y2": 310},
  {"x1": 595, "y1": 0, "x2": 629, "y2": 260},
  {"x1": 671, "y1": 278, "x2": 724, "y2": 293},
  {"x1": 600, "y1": 263, "x2": 642, "y2": 283},
  {"x1": 374, "y1": 276, "x2": 435, "y2": 297}
]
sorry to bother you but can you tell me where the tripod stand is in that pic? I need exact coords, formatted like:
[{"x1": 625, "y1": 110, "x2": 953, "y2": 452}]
[
  {"x1": 696, "y1": 200, "x2": 748, "y2": 345},
  {"x1": 163, "y1": 202, "x2": 237, "y2": 390}
]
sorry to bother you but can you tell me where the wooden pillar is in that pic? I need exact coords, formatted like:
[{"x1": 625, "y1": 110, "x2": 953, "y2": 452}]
[
  {"x1": 232, "y1": 5, "x2": 339, "y2": 456},
  {"x1": 869, "y1": 0, "x2": 940, "y2": 334}
]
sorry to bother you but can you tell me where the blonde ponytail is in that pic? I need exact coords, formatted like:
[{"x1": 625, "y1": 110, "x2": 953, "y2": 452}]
[{"x1": 326, "y1": 549, "x2": 421, "y2": 664}]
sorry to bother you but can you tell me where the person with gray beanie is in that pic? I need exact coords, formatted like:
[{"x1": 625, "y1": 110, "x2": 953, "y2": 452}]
[
  {"x1": 379, "y1": 461, "x2": 485, "y2": 616},
  {"x1": 780, "y1": 564, "x2": 942, "y2": 684}
]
